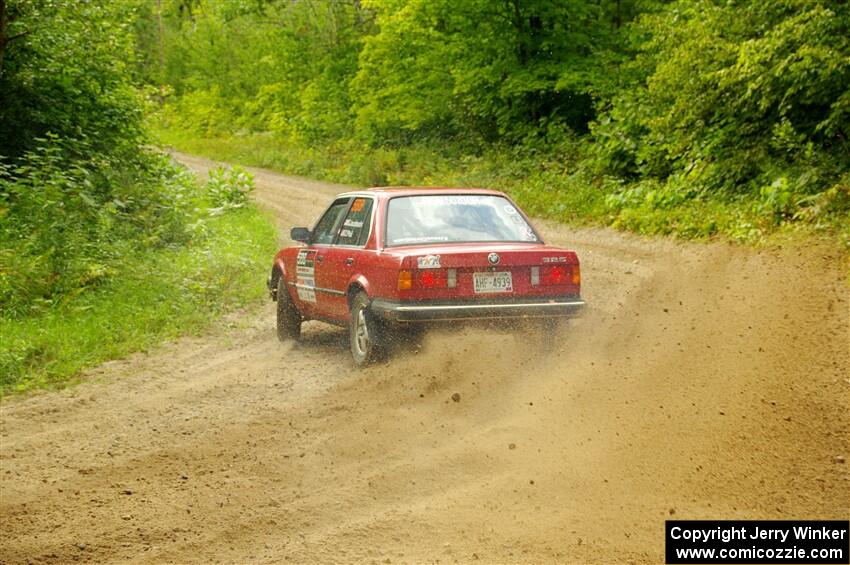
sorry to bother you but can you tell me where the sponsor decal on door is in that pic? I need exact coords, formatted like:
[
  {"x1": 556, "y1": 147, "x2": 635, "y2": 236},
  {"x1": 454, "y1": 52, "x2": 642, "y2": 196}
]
[{"x1": 295, "y1": 249, "x2": 317, "y2": 303}]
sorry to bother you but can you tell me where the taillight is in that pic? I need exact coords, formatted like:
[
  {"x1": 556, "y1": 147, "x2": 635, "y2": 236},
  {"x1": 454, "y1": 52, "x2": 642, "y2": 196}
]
[
  {"x1": 542, "y1": 265, "x2": 568, "y2": 285},
  {"x1": 416, "y1": 269, "x2": 447, "y2": 289},
  {"x1": 534, "y1": 264, "x2": 579, "y2": 286},
  {"x1": 398, "y1": 269, "x2": 455, "y2": 290}
]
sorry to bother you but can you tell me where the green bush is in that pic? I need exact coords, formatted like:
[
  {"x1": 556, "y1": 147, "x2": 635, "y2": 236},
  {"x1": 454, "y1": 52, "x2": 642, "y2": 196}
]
[
  {"x1": 0, "y1": 205, "x2": 277, "y2": 395},
  {"x1": 0, "y1": 138, "x2": 198, "y2": 318},
  {"x1": 206, "y1": 165, "x2": 256, "y2": 210}
]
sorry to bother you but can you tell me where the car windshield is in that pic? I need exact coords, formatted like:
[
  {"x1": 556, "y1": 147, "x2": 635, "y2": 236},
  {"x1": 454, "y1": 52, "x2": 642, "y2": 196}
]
[{"x1": 385, "y1": 194, "x2": 539, "y2": 246}]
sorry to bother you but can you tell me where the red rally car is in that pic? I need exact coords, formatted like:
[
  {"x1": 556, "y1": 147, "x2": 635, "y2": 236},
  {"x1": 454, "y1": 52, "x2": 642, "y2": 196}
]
[{"x1": 268, "y1": 188, "x2": 585, "y2": 365}]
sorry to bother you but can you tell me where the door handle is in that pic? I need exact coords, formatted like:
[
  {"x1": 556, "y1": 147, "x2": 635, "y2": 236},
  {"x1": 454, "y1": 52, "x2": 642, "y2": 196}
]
[
  {"x1": 345, "y1": 257, "x2": 354, "y2": 266},
  {"x1": 316, "y1": 255, "x2": 324, "y2": 262}
]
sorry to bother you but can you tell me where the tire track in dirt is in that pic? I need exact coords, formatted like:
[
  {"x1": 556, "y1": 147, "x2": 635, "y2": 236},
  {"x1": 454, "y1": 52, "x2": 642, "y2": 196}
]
[{"x1": 1, "y1": 154, "x2": 847, "y2": 564}]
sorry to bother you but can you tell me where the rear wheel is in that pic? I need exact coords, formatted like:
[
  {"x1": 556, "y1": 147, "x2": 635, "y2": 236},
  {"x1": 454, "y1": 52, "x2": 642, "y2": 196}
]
[
  {"x1": 276, "y1": 277, "x2": 301, "y2": 341},
  {"x1": 349, "y1": 291, "x2": 387, "y2": 366}
]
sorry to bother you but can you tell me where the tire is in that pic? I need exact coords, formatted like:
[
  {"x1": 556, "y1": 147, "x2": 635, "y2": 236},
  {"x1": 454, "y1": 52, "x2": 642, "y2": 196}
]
[
  {"x1": 349, "y1": 291, "x2": 387, "y2": 366},
  {"x1": 276, "y1": 277, "x2": 301, "y2": 341}
]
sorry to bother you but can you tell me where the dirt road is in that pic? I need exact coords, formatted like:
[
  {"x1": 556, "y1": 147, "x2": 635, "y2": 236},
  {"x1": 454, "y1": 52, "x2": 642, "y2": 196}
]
[{"x1": 1, "y1": 154, "x2": 848, "y2": 564}]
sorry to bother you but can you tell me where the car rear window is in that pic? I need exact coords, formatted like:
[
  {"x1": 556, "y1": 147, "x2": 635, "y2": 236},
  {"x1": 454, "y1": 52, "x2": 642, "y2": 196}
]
[{"x1": 385, "y1": 194, "x2": 539, "y2": 246}]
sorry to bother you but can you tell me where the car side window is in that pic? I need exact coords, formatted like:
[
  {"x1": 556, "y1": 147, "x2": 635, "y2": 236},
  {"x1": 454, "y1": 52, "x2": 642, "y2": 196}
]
[
  {"x1": 336, "y1": 197, "x2": 374, "y2": 247},
  {"x1": 312, "y1": 198, "x2": 351, "y2": 245}
]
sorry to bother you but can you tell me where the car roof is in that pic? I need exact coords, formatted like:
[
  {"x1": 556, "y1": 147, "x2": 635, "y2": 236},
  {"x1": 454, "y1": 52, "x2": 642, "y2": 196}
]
[{"x1": 337, "y1": 187, "x2": 506, "y2": 199}]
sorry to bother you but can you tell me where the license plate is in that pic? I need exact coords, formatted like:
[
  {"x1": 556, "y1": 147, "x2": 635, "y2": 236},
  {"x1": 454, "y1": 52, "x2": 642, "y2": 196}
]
[{"x1": 473, "y1": 271, "x2": 513, "y2": 293}]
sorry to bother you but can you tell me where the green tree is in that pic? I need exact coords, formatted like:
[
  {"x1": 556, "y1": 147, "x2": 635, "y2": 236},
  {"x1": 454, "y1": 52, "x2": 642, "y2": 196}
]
[
  {"x1": 593, "y1": 0, "x2": 850, "y2": 197},
  {"x1": 0, "y1": 0, "x2": 143, "y2": 160},
  {"x1": 352, "y1": 0, "x2": 631, "y2": 143},
  {"x1": 137, "y1": 0, "x2": 370, "y2": 142},
  {"x1": 0, "y1": 0, "x2": 196, "y2": 316}
]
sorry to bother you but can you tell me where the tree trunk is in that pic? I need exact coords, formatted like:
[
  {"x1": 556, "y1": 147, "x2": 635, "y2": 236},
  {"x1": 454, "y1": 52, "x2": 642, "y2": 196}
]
[
  {"x1": 0, "y1": 0, "x2": 29, "y2": 76},
  {"x1": 157, "y1": 0, "x2": 165, "y2": 79},
  {"x1": 1, "y1": 0, "x2": 8, "y2": 74}
]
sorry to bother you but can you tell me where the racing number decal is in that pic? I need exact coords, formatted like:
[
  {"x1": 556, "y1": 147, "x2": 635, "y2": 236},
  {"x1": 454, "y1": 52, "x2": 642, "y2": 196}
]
[{"x1": 295, "y1": 249, "x2": 317, "y2": 303}]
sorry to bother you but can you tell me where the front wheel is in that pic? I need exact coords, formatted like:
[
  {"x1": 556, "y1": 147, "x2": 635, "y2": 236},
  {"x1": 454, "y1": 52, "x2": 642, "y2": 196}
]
[
  {"x1": 349, "y1": 291, "x2": 387, "y2": 366},
  {"x1": 276, "y1": 277, "x2": 301, "y2": 341}
]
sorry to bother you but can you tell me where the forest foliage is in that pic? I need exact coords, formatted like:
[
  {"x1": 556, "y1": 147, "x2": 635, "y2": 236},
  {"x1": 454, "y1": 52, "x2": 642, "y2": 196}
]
[
  {"x1": 1, "y1": 0, "x2": 187, "y2": 317},
  {"x1": 0, "y1": 0, "x2": 274, "y2": 392},
  {"x1": 142, "y1": 0, "x2": 850, "y2": 241}
]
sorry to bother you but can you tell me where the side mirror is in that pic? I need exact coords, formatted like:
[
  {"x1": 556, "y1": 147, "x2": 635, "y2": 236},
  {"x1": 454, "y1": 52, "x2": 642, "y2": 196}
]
[{"x1": 290, "y1": 227, "x2": 311, "y2": 243}]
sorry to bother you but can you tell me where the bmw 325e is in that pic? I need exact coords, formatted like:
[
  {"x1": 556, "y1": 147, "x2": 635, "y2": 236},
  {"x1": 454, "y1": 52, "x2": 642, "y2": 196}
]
[{"x1": 268, "y1": 188, "x2": 585, "y2": 365}]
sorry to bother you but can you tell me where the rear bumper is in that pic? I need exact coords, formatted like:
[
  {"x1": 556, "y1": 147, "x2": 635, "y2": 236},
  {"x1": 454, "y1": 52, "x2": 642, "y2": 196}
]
[{"x1": 370, "y1": 296, "x2": 586, "y2": 323}]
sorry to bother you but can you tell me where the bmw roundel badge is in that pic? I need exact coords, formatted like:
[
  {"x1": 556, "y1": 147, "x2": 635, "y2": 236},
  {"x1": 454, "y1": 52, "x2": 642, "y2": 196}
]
[{"x1": 488, "y1": 252, "x2": 500, "y2": 265}]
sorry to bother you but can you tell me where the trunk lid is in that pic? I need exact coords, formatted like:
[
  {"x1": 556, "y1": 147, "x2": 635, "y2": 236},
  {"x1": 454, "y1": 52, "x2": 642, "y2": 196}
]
[{"x1": 393, "y1": 242, "x2": 578, "y2": 268}]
